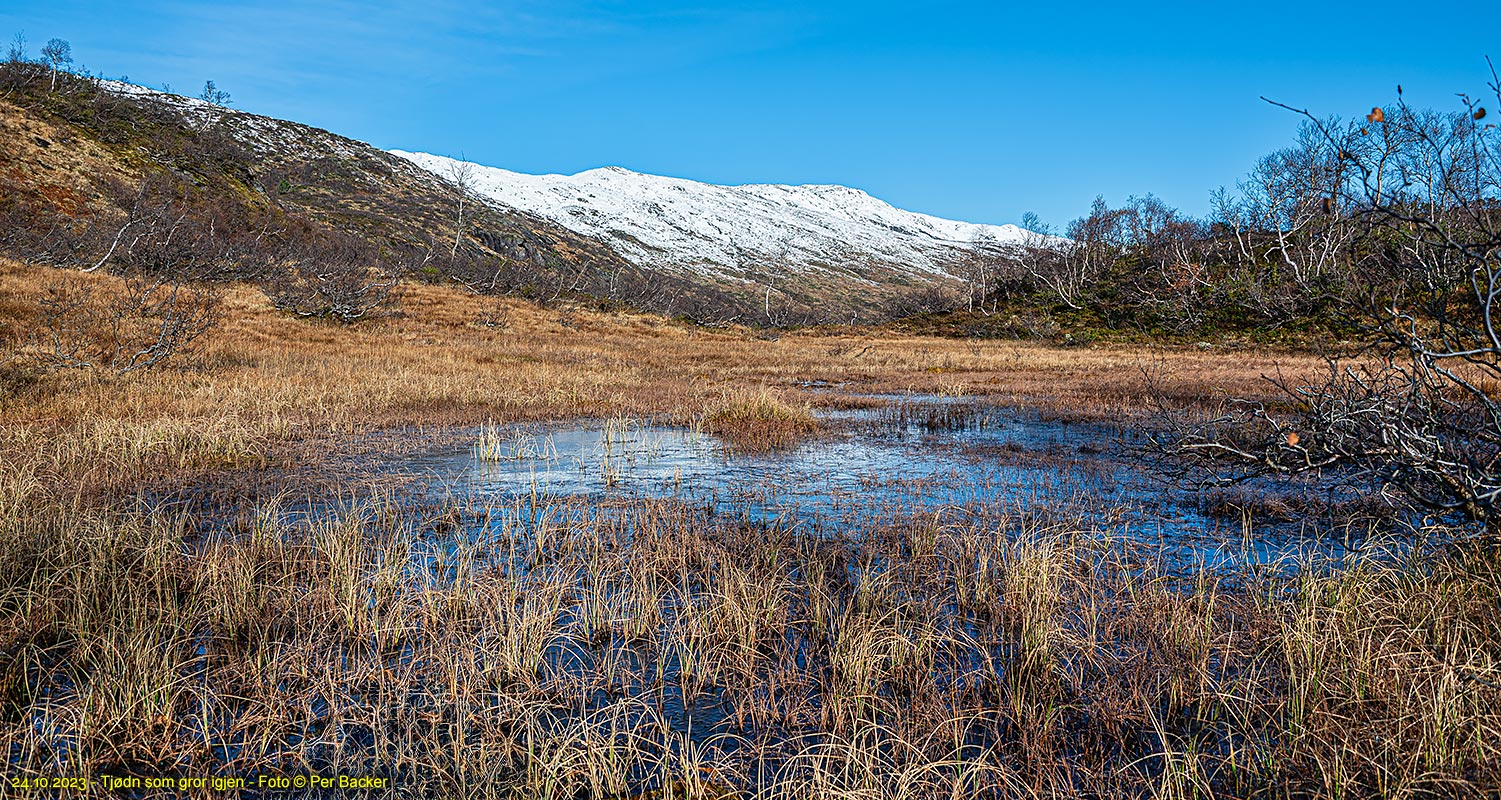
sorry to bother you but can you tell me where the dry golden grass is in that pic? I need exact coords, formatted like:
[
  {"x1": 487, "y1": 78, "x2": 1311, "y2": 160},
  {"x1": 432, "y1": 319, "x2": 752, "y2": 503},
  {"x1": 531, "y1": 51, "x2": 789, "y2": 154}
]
[
  {"x1": 0, "y1": 259, "x2": 1317, "y2": 492},
  {"x1": 700, "y1": 389, "x2": 819, "y2": 452},
  {"x1": 0, "y1": 487, "x2": 1495, "y2": 798},
  {"x1": 0, "y1": 97, "x2": 140, "y2": 220}
]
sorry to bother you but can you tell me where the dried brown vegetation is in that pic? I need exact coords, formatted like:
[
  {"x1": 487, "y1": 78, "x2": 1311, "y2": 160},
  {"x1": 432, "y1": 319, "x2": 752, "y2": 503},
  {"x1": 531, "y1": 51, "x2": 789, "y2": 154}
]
[
  {"x1": 699, "y1": 390, "x2": 819, "y2": 453},
  {"x1": 0, "y1": 259, "x2": 1304, "y2": 479},
  {"x1": 1, "y1": 485, "x2": 1496, "y2": 798},
  {"x1": 6, "y1": 259, "x2": 1495, "y2": 798}
]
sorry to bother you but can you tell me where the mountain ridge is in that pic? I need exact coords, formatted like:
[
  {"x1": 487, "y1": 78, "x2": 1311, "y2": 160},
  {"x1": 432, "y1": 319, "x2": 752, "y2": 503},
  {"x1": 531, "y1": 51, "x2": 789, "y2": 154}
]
[
  {"x1": 391, "y1": 150, "x2": 1034, "y2": 288},
  {"x1": 1, "y1": 67, "x2": 1038, "y2": 324},
  {"x1": 0, "y1": 72, "x2": 738, "y2": 318}
]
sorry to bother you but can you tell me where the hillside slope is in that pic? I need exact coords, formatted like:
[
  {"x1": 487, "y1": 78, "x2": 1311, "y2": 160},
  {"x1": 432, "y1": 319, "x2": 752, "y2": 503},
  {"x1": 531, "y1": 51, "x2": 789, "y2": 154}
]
[{"x1": 0, "y1": 68, "x2": 738, "y2": 318}]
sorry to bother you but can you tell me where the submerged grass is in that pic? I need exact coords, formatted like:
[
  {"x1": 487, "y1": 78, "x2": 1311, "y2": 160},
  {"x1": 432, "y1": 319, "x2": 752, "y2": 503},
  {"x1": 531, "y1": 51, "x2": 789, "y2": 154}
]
[{"x1": 0, "y1": 477, "x2": 1496, "y2": 798}]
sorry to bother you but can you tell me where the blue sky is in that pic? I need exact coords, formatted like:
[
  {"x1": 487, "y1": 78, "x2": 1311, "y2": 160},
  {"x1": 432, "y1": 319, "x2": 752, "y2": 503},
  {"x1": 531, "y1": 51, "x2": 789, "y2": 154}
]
[{"x1": 4, "y1": 1, "x2": 1497, "y2": 227}]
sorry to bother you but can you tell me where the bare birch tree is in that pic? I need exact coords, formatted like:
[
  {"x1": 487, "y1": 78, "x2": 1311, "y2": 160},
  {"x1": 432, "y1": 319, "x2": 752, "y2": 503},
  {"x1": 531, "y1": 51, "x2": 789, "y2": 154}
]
[
  {"x1": 445, "y1": 157, "x2": 477, "y2": 257},
  {"x1": 40, "y1": 37, "x2": 69, "y2": 92}
]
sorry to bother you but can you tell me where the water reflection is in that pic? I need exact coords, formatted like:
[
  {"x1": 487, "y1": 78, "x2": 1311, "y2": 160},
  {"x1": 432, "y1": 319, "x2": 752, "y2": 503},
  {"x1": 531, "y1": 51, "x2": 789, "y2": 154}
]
[{"x1": 377, "y1": 397, "x2": 1363, "y2": 571}]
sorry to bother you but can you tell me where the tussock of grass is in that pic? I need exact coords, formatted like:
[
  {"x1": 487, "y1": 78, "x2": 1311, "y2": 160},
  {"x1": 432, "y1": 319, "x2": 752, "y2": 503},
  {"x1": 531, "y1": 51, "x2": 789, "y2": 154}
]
[{"x1": 700, "y1": 389, "x2": 818, "y2": 452}]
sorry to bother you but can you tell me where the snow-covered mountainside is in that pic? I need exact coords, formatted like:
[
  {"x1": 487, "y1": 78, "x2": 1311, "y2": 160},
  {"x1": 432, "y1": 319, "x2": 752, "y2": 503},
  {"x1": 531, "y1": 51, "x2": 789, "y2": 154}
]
[
  {"x1": 60, "y1": 77, "x2": 1042, "y2": 321},
  {"x1": 391, "y1": 151, "x2": 1035, "y2": 282}
]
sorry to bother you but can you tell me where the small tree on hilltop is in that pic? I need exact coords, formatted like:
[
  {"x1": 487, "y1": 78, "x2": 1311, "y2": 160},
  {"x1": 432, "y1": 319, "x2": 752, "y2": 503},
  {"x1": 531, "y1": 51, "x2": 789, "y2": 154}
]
[
  {"x1": 199, "y1": 80, "x2": 230, "y2": 105},
  {"x1": 6, "y1": 32, "x2": 26, "y2": 64},
  {"x1": 196, "y1": 80, "x2": 232, "y2": 130},
  {"x1": 445, "y1": 156, "x2": 477, "y2": 257},
  {"x1": 40, "y1": 37, "x2": 70, "y2": 92}
]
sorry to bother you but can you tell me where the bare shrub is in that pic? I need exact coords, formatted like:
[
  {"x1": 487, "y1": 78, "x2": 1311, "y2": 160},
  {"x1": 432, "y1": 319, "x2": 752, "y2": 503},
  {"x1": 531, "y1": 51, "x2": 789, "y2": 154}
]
[
  {"x1": 1053, "y1": 197, "x2": 1126, "y2": 309},
  {"x1": 267, "y1": 233, "x2": 398, "y2": 323},
  {"x1": 88, "y1": 176, "x2": 278, "y2": 280},
  {"x1": 964, "y1": 206, "x2": 1118, "y2": 313},
  {"x1": 472, "y1": 298, "x2": 511, "y2": 330},
  {"x1": 1163, "y1": 72, "x2": 1501, "y2": 535},
  {"x1": 881, "y1": 284, "x2": 959, "y2": 319},
  {"x1": 1116, "y1": 195, "x2": 1215, "y2": 331},
  {"x1": 0, "y1": 34, "x2": 43, "y2": 97},
  {"x1": 961, "y1": 217, "x2": 1056, "y2": 314},
  {"x1": 31, "y1": 271, "x2": 218, "y2": 374}
]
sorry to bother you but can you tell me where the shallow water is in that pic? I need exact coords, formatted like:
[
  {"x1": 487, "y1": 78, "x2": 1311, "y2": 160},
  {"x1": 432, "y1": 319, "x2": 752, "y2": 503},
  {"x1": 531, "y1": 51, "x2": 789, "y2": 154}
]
[
  {"x1": 376, "y1": 396, "x2": 1358, "y2": 571},
  {"x1": 66, "y1": 396, "x2": 1405, "y2": 776}
]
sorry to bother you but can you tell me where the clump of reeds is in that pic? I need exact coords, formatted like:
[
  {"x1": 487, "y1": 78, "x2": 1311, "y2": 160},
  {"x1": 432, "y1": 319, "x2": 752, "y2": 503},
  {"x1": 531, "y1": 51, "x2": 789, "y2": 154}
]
[
  {"x1": 872, "y1": 398, "x2": 996, "y2": 434},
  {"x1": 698, "y1": 389, "x2": 818, "y2": 452},
  {"x1": 474, "y1": 422, "x2": 558, "y2": 462}
]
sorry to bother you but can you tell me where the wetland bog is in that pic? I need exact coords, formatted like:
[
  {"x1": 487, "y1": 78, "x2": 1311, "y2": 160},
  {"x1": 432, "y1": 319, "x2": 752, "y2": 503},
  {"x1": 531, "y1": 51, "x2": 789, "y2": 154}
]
[{"x1": 0, "y1": 268, "x2": 1497, "y2": 798}]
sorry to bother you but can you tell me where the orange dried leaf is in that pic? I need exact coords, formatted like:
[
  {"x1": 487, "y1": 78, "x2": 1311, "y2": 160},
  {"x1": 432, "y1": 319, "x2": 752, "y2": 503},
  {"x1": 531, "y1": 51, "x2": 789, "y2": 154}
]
[
  {"x1": 1367, "y1": 107, "x2": 1385, "y2": 124},
  {"x1": 1286, "y1": 431, "x2": 1300, "y2": 447}
]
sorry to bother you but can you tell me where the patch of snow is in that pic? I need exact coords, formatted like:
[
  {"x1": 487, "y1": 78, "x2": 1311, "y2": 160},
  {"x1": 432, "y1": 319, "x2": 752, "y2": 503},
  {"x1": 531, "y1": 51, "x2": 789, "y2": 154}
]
[{"x1": 93, "y1": 78, "x2": 392, "y2": 167}]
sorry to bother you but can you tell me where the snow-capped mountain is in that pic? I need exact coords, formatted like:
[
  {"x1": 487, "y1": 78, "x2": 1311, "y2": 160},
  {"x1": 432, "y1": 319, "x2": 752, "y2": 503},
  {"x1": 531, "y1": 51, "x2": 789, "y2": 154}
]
[
  {"x1": 391, "y1": 151, "x2": 1037, "y2": 282},
  {"x1": 73, "y1": 77, "x2": 1046, "y2": 321}
]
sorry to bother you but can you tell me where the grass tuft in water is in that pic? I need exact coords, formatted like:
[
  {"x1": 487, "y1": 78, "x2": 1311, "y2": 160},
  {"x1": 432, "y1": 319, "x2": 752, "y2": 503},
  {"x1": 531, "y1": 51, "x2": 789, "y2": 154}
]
[{"x1": 700, "y1": 390, "x2": 818, "y2": 453}]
